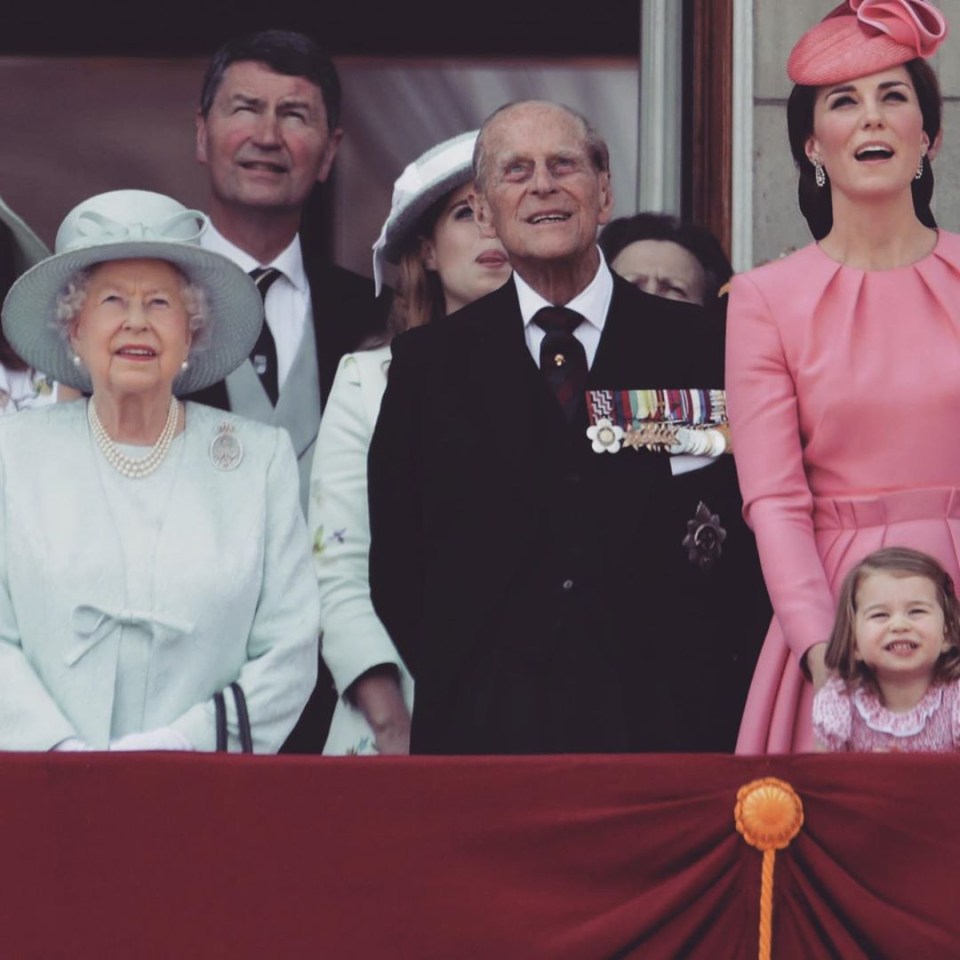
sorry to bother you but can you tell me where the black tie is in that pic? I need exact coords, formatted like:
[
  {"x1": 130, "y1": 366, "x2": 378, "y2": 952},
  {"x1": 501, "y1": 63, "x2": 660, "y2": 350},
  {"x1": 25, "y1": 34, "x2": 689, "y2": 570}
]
[
  {"x1": 533, "y1": 306, "x2": 588, "y2": 424},
  {"x1": 249, "y1": 266, "x2": 283, "y2": 405}
]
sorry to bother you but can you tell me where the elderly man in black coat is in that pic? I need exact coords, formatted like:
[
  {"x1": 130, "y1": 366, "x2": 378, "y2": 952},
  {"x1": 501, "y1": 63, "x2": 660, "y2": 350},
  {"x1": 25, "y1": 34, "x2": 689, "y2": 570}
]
[{"x1": 369, "y1": 101, "x2": 724, "y2": 754}]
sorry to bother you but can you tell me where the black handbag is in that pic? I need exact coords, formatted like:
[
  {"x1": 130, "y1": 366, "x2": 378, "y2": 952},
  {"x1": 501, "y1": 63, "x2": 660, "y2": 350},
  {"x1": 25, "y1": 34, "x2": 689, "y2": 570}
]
[{"x1": 213, "y1": 681, "x2": 253, "y2": 753}]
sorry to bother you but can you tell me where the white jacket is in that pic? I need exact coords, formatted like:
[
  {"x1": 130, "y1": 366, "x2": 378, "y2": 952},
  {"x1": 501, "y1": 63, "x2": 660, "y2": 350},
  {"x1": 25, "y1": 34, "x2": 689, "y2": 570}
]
[{"x1": 309, "y1": 347, "x2": 414, "y2": 754}]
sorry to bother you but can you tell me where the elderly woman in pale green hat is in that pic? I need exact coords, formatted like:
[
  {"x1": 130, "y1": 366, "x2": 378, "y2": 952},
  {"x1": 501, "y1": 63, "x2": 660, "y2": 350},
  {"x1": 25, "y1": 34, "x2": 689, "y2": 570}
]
[
  {"x1": 0, "y1": 189, "x2": 319, "y2": 752},
  {"x1": 312, "y1": 131, "x2": 511, "y2": 755}
]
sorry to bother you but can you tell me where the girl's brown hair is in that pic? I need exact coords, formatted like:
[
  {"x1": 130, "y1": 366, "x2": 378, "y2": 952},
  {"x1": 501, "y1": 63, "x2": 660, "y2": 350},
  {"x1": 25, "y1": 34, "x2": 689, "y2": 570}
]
[
  {"x1": 825, "y1": 547, "x2": 960, "y2": 698},
  {"x1": 367, "y1": 190, "x2": 455, "y2": 347},
  {"x1": 383, "y1": 246, "x2": 445, "y2": 340}
]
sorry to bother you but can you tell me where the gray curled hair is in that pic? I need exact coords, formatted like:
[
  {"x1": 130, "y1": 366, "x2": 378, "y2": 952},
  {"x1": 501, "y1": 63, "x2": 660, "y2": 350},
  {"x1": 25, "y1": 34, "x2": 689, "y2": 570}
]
[{"x1": 53, "y1": 264, "x2": 214, "y2": 353}]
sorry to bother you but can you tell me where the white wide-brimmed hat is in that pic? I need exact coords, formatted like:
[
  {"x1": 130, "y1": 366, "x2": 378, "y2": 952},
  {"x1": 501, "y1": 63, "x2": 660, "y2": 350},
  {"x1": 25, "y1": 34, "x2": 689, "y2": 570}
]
[
  {"x1": 2, "y1": 189, "x2": 264, "y2": 395},
  {"x1": 0, "y1": 196, "x2": 50, "y2": 277},
  {"x1": 371, "y1": 130, "x2": 479, "y2": 295}
]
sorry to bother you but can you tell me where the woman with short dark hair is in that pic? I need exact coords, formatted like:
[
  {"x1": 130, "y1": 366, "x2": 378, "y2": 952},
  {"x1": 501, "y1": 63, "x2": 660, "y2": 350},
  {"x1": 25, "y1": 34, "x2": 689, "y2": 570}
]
[{"x1": 599, "y1": 213, "x2": 732, "y2": 307}]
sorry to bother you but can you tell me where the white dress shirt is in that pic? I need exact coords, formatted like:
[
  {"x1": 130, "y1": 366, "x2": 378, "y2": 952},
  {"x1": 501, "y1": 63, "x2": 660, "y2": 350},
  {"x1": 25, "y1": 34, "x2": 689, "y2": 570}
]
[
  {"x1": 200, "y1": 222, "x2": 312, "y2": 390},
  {"x1": 514, "y1": 249, "x2": 614, "y2": 369}
]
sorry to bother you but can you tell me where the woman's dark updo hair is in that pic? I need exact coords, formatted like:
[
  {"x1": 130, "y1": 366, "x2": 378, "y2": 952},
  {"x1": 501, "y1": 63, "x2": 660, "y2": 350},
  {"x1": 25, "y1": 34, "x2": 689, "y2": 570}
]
[{"x1": 786, "y1": 58, "x2": 942, "y2": 240}]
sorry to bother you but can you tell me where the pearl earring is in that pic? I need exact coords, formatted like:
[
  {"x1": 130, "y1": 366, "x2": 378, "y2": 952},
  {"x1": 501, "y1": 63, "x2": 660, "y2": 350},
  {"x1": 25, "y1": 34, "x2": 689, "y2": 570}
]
[
  {"x1": 181, "y1": 359, "x2": 190, "y2": 372},
  {"x1": 71, "y1": 354, "x2": 82, "y2": 368}
]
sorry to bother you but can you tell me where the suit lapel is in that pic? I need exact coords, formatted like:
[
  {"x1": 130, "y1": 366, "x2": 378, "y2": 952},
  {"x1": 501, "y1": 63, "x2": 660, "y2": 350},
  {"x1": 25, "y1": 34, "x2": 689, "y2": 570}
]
[
  {"x1": 456, "y1": 279, "x2": 556, "y2": 512},
  {"x1": 305, "y1": 257, "x2": 334, "y2": 409},
  {"x1": 306, "y1": 257, "x2": 385, "y2": 411},
  {"x1": 582, "y1": 276, "x2": 675, "y2": 544},
  {"x1": 589, "y1": 275, "x2": 657, "y2": 388},
  {"x1": 591, "y1": 274, "x2": 724, "y2": 388},
  {"x1": 274, "y1": 318, "x2": 321, "y2": 460}
]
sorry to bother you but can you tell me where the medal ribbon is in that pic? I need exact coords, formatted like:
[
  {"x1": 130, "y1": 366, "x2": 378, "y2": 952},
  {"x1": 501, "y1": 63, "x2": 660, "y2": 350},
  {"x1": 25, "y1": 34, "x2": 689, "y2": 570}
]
[{"x1": 586, "y1": 389, "x2": 727, "y2": 428}]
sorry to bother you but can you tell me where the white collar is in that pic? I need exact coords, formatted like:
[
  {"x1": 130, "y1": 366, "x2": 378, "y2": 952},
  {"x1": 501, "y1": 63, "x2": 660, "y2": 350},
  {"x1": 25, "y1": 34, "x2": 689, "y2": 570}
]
[
  {"x1": 200, "y1": 221, "x2": 309, "y2": 294},
  {"x1": 514, "y1": 250, "x2": 613, "y2": 334}
]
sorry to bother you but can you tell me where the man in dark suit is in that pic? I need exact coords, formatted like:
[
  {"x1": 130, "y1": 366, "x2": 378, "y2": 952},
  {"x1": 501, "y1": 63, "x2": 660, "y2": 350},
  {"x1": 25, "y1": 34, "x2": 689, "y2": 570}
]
[
  {"x1": 190, "y1": 30, "x2": 384, "y2": 752},
  {"x1": 368, "y1": 101, "x2": 724, "y2": 754},
  {"x1": 190, "y1": 30, "x2": 383, "y2": 486}
]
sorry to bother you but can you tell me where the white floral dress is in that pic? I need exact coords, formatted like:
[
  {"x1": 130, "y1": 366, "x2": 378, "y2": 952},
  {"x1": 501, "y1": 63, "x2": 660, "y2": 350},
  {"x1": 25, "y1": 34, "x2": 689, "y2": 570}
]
[{"x1": 813, "y1": 676, "x2": 960, "y2": 752}]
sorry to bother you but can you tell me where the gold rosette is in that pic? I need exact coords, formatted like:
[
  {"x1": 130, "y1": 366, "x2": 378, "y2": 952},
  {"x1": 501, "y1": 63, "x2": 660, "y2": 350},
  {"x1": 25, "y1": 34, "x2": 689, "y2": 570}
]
[
  {"x1": 735, "y1": 777, "x2": 803, "y2": 850},
  {"x1": 734, "y1": 778, "x2": 804, "y2": 960}
]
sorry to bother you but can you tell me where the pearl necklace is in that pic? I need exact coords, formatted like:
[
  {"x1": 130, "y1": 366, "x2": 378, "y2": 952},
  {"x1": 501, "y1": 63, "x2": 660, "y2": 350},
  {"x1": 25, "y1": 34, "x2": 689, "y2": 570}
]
[{"x1": 87, "y1": 397, "x2": 180, "y2": 479}]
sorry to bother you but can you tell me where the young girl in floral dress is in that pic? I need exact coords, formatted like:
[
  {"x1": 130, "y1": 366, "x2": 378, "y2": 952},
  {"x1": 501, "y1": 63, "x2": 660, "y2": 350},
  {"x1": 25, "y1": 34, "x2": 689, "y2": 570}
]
[{"x1": 814, "y1": 547, "x2": 960, "y2": 751}]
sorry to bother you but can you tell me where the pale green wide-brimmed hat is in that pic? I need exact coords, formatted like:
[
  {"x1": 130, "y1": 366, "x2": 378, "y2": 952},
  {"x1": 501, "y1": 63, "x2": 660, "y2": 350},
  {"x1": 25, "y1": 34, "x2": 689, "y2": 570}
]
[{"x1": 2, "y1": 189, "x2": 264, "y2": 395}]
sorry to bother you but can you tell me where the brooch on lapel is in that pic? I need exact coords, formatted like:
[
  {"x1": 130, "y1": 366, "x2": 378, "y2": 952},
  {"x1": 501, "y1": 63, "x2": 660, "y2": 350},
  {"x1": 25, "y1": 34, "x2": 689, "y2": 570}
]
[
  {"x1": 683, "y1": 501, "x2": 726, "y2": 571},
  {"x1": 585, "y1": 388, "x2": 730, "y2": 455},
  {"x1": 209, "y1": 421, "x2": 243, "y2": 471}
]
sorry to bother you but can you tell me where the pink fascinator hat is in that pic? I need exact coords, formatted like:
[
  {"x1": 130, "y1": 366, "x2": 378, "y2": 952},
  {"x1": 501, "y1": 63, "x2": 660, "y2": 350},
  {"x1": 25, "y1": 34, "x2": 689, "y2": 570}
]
[{"x1": 787, "y1": 0, "x2": 949, "y2": 85}]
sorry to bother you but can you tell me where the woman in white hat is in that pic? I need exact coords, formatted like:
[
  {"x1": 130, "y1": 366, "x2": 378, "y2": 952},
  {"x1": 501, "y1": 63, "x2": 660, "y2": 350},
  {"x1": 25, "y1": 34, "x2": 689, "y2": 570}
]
[
  {"x1": 312, "y1": 131, "x2": 511, "y2": 755},
  {"x1": 0, "y1": 197, "x2": 81, "y2": 411},
  {"x1": 0, "y1": 189, "x2": 320, "y2": 752}
]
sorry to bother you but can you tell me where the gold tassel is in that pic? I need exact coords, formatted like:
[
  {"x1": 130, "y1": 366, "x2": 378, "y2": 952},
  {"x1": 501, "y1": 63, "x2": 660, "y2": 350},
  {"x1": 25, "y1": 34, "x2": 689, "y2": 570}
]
[{"x1": 734, "y1": 777, "x2": 804, "y2": 960}]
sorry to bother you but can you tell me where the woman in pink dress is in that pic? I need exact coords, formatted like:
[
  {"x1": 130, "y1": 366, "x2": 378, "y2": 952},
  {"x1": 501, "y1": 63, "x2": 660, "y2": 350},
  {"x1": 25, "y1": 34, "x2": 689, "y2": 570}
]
[{"x1": 727, "y1": 0, "x2": 956, "y2": 752}]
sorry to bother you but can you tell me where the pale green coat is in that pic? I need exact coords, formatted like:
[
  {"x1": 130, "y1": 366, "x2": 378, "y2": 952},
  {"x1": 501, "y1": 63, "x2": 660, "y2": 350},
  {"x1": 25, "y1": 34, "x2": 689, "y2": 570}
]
[{"x1": 0, "y1": 401, "x2": 319, "y2": 752}]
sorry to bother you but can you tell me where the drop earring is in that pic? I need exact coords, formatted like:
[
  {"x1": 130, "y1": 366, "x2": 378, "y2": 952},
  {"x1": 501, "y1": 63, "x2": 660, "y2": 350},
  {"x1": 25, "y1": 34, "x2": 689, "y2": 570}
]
[
  {"x1": 813, "y1": 156, "x2": 826, "y2": 188},
  {"x1": 916, "y1": 152, "x2": 925, "y2": 181}
]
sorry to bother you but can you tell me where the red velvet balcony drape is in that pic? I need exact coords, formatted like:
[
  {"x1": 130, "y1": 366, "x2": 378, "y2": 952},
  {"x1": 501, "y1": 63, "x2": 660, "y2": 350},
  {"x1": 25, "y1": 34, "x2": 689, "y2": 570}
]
[{"x1": 1, "y1": 753, "x2": 956, "y2": 959}]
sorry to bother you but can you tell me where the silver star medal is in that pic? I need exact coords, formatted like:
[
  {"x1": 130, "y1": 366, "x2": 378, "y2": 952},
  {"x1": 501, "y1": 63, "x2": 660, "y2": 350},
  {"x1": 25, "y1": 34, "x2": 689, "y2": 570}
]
[{"x1": 209, "y1": 421, "x2": 243, "y2": 471}]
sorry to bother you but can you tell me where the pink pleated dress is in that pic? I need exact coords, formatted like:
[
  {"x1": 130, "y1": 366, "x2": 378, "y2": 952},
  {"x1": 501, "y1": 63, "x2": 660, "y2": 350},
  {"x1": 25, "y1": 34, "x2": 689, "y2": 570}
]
[{"x1": 726, "y1": 232, "x2": 960, "y2": 753}]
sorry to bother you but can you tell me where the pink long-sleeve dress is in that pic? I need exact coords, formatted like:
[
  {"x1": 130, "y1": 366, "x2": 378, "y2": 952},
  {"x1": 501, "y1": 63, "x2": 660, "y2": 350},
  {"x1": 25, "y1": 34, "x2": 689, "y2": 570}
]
[{"x1": 727, "y1": 231, "x2": 960, "y2": 753}]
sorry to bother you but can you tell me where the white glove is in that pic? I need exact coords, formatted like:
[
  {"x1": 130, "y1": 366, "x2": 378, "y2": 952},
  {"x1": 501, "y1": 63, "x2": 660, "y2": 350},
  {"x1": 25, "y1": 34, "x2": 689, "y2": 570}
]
[{"x1": 110, "y1": 727, "x2": 194, "y2": 751}]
